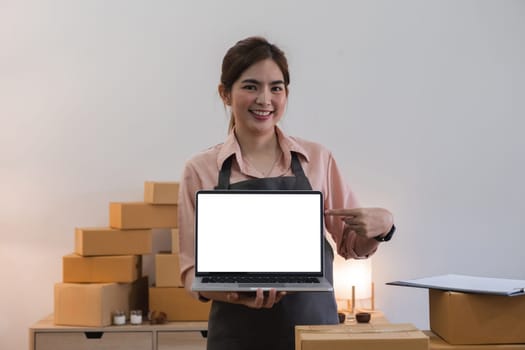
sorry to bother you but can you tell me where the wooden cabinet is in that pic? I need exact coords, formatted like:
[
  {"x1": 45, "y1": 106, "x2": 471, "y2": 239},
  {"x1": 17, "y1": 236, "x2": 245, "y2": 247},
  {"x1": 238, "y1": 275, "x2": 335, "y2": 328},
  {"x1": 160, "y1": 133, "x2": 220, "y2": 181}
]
[
  {"x1": 157, "y1": 331, "x2": 207, "y2": 350},
  {"x1": 34, "y1": 331, "x2": 153, "y2": 350},
  {"x1": 30, "y1": 311, "x2": 388, "y2": 350},
  {"x1": 29, "y1": 315, "x2": 207, "y2": 350}
]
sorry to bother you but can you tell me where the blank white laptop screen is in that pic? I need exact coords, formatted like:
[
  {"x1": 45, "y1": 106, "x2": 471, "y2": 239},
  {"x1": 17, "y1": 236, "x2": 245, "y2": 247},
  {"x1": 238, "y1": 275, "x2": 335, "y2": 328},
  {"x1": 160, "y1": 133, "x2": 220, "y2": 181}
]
[{"x1": 196, "y1": 191, "x2": 322, "y2": 274}]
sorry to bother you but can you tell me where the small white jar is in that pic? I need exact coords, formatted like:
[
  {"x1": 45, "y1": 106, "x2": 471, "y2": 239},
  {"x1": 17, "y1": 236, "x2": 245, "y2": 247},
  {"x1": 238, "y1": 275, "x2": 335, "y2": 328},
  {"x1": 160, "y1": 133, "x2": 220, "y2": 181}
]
[
  {"x1": 113, "y1": 311, "x2": 126, "y2": 326},
  {"x1": 130, "y1": 310, "x2": 142, "y2": 325}
]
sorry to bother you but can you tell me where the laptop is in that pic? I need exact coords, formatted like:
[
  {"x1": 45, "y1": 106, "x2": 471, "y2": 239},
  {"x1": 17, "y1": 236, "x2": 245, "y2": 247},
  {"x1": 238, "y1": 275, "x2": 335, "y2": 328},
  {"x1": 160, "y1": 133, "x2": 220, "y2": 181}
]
[{"x1": 191, "y1": 189, "x2": 333, "y2": 292}]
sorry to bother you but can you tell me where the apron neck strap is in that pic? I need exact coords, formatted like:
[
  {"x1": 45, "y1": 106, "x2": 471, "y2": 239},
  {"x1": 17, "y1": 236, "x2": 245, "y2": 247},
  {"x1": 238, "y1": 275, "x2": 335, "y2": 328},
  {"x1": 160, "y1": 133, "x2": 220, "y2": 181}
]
[
  {"x1": 216, "y1": 152, "x2": 308, "y2": 189},
  {"x1": 216, "y1": 155, "x2": 234, "y2": 189}
]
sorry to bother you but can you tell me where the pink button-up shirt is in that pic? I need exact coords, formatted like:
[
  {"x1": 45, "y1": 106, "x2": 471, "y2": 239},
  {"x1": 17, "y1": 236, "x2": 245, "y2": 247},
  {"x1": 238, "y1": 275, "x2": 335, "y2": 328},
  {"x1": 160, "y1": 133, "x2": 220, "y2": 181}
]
[{"x1": 178, "y1": 127, "x2": 379, "y2": 293}]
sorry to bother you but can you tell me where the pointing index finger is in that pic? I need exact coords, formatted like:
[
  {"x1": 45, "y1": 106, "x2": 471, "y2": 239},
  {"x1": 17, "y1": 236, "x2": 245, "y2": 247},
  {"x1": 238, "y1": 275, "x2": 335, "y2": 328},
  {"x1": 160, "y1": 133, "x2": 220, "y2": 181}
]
[{"x1": 325, "y1": 208, "x2": 358, "y2": 216}]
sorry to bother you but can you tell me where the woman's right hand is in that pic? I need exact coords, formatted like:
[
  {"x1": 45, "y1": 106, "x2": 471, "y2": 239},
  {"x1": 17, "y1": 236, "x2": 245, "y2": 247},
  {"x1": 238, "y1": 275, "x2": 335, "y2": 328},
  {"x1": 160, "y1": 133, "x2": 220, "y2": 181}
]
[{"x1": 200, "y1": 289, "x2": 286, "y2": 309}]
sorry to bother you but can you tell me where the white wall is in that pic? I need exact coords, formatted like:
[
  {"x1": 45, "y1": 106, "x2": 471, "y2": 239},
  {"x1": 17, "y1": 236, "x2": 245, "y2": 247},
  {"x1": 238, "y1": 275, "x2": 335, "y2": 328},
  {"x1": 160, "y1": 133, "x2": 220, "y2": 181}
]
[{"x1": 2, "y1": 1, "x2": 525, "y2": 349}]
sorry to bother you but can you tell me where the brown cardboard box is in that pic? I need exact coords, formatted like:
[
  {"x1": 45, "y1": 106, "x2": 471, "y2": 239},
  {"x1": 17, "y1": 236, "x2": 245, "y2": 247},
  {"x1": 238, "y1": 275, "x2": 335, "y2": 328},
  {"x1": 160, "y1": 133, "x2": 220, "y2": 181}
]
[
  {"x1": 295, "y1": 323, "x2": 428, "y2": 350},
  {"x1": 149, "y1": 287, "x2": 210, "y2": 321},
  {"x1": 144, "y1": 181, "x2": 180, "y2": 204},
  {"x1": 62, "y1": 254, "x2": 141, "y2": 283},
  {"x1": 425, "y1": 331, "x2": 525, "y2": 350},
  {"x1": 109, "y1": 202, "x2": 178, "y2": 229},
  {"x1": 155, "y1": 253, "x2": 183, "y2": 287},
  {"x1": 430, "y1": 289, "x2": 525, "y2": 344},
  {"x1": 54, "y1": 277, "x2": 148, "y2": 327},
  {"x1": 75, "y1": 227, "x2": 152, "y2": 256},
  {"x1": 171, "y1": 228, "x2": 180, "y2": 253}
]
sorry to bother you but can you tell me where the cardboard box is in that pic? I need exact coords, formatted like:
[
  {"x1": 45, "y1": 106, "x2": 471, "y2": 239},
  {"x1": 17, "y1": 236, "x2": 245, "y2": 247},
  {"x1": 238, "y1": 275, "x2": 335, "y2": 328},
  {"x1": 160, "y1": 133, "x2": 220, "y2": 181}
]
[
  {"x1": 425, "y1": 331, "x2": 525, "y2": 350},
  {"x1": 295, "y1": 323, "x2": 428, "y2": 350},
  {"x1": 62, "y1": 254, "x2": 141, "y2": 283},
  {"x1": 54, "y1": 277, "x2": 148, "y2": 327},
  {"x1": 155, "y1": 253, "x2": 183, "y2": 287},
  {"x1": 149, "y1": 287, "x2": 210, "y2": 321},
  {"x1": 109, "y1": 202, "x2": 178, "y2": 229},
  {"x1": 430, "y1": 289, "x2": 525, "y2": 344},
  {"x1": 75, "y1": 227, "x2": 152, "y2": 256},
  {"x1": 171, "y1": 228, "x2": 180, "y2": 253},
  {"x1": 144, "y1": 181, "x2": 180, "y2": 204}
]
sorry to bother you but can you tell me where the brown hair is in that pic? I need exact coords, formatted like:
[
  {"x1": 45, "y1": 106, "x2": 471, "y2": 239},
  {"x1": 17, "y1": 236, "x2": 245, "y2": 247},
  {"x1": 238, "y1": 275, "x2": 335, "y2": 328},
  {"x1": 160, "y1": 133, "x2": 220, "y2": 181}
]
[{"x1": 220, "y1": 36, "x2": 290, "y2": 131}]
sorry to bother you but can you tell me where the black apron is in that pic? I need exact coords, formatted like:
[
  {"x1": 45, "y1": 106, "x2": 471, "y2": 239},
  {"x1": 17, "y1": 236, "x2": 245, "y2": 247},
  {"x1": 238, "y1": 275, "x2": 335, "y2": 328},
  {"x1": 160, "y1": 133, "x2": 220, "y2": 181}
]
[{"x1": 207, "y1": 152, "x2": 339, "y2": 350}]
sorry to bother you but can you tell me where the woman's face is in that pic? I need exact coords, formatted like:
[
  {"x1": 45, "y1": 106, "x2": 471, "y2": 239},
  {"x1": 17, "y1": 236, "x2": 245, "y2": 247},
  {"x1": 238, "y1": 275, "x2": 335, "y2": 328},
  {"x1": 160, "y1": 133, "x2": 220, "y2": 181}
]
[{"x1": 223, "y1": 58, "x2": 288, "y2": 136}]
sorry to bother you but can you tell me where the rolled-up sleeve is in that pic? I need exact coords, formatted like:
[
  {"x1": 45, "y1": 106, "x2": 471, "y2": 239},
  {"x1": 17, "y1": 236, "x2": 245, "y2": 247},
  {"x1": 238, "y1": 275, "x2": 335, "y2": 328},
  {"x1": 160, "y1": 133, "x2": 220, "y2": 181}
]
[
  {"x1": 178, "y1": 162, "x2": 201, "y2": 289},
  {"x1": 324, "y1": 153, "x2": 379, "y2": 259},
  {"x1": 177, "y1": 146, "x2": 226, "y2": 298}
]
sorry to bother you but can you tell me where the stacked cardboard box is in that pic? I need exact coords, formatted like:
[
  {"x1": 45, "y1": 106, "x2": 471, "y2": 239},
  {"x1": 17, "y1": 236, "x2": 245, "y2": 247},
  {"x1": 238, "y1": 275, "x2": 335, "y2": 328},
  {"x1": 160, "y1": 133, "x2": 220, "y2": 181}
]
[
  {"x1": 56, "y1": 224, "x2": 153, "y2": 326},
  {"x1": 388, "y1": 276, "x2": 525, "y2": 349},
  {"x1": 62, "y1": 253, "x2": 142, "y2": 283},
  {"x1": 144, "y1": 181, "x2": 180, "y2": 204},
  {"x1": 425, "y1": 331, "x2": 525, "y2": 350},
  {"x1": 155, "y1": 230, "x2": 183, "y2": 288},
  {"x1": 109, "y1": 202, "x2": 178, "y2": 229},
  {"x1": 149, "y1": 285, "x2": 211, "y2": 321},
  {"x1": 295, "y1": 315, "x2": 429, "y2": 350},
  {"x1": 149, "y1": 227, "x2": 211, "y2": 321},
  {"x1": 54, "y1": 181, "x2": 209, "y2": 326},
  {"x1": 75, "y1": 227, "x2": 152, "y2": 257},
  {"x1": 54, "y1": 276, "x2": 148, "y2": 327},
  {"x1": 427, "y1": 289, "x2": 525, "y2": 348}
]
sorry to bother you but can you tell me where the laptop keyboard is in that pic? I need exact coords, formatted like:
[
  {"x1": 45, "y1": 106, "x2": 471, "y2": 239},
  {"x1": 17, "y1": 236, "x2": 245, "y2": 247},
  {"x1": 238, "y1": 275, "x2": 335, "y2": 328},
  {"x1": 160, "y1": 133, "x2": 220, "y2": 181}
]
[{"x1": 201, "y1": 276, "x2": 320, "y2": 284}]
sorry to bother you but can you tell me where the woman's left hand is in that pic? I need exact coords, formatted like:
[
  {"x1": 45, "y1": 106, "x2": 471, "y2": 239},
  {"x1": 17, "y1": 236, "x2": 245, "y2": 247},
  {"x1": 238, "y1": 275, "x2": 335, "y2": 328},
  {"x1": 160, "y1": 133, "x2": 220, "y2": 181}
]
[{"x1": 325, "y1": 207, "x2": 393, "y2": 239}]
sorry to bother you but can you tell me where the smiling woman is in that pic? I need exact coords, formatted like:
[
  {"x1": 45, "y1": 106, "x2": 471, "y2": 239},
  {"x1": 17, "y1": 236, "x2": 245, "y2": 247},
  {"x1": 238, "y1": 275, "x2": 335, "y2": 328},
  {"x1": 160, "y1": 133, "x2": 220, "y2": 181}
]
[
  {"x1": 177, "y1": 36, "x2": 395, "y2": 350},
  {"x1": 220, "y1": 58, "x2": 288, "y2": 175}
]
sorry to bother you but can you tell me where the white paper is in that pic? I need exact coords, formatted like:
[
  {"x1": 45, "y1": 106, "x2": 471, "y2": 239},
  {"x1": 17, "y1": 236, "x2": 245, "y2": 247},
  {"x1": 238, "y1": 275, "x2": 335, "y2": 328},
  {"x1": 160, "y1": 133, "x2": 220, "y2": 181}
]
[{"x1": 387, "y1": 274, "x2": 525, "y2": 296}]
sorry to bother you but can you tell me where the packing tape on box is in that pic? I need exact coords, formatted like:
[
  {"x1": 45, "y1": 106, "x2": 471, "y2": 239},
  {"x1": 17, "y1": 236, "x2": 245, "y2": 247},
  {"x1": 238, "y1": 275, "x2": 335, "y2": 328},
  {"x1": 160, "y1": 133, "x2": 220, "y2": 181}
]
[{"x1": 299, "y1": 323, "x2": 419, "y2": 334}]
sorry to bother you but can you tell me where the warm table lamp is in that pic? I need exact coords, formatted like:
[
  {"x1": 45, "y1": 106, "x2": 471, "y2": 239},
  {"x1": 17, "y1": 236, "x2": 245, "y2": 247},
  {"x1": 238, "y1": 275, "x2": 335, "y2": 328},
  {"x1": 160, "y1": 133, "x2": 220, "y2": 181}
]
[{"x1": 333, "y1": 254, "x2": 374, "y2": 314}]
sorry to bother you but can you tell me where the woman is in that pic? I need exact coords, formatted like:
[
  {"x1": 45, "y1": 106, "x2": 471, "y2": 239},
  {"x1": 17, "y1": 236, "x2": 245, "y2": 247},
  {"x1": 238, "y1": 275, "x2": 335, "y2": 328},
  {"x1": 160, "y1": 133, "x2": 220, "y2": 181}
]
[{"x1": 178, "y1": 36, "x2": 395, "y2": 350}]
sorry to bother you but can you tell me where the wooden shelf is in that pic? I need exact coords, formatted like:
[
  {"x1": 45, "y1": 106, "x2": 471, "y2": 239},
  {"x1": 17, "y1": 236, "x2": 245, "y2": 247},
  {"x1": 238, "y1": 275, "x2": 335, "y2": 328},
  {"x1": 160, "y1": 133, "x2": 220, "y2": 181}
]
[{"x1": 29, "y1": 315, "x2": 208, "y2": 350}]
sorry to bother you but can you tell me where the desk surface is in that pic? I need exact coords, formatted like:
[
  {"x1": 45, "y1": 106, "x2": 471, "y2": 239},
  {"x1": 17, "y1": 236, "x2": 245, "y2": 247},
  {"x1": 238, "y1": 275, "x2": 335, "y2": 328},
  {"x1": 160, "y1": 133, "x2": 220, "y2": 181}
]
[
  {"x1": 31, "y1": 310, "x2": 386, "y2": 332},
  {"x1": 30, "y1": 314, "x2": 208, "y2": 332}
]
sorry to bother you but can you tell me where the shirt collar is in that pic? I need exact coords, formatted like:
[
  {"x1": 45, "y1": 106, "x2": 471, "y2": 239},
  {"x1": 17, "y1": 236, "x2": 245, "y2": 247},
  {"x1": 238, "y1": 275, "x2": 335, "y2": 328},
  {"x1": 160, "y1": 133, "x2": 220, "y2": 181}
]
[
  {"x1": 216, "y1": 126, "x2": 310, "y2": 170},
  {"x1": 275, "y1": 126, "x2": 310, "y2": 163},
  {"x1": 216, "y1": 130, "x2": 240, "y2": 170}
]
